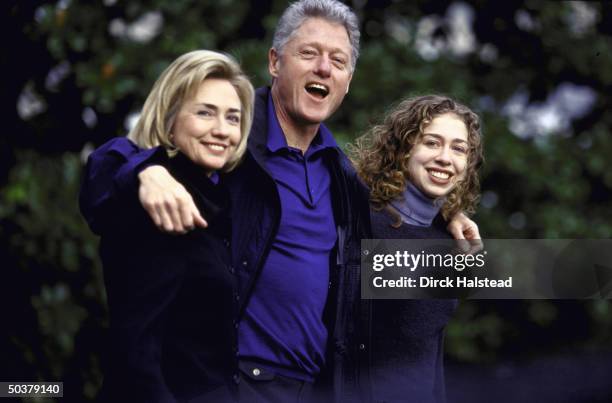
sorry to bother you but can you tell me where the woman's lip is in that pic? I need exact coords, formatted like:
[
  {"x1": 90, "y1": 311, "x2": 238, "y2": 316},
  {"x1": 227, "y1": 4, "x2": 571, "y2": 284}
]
[
  {"x1": 426, "y1": 167, "x2": 453, "y2": 175},
  {"x1": 200, "y1": 142, "x2": 228, "y2": 154},
  {"x1": 201, "y1": 141, "x2": 228, "y2": 147}
]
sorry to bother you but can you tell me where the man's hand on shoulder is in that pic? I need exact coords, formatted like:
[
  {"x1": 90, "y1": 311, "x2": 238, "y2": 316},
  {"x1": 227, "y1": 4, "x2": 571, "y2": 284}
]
[
  {"x1": 447, "y1": 212, "x2": 483, "y2": 254},
  {"x1": 138, "y1": 165, "x2": 207, "y2": 234}
]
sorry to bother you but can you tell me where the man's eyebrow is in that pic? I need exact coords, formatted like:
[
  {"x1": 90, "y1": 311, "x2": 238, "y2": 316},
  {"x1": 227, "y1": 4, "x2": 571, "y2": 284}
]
[
  {"x1": 195, "y1": 103, "x2": 241, "y2": 113},
  {"x1": 302, "y1": 42, "x2": 349, "y2": 56}
]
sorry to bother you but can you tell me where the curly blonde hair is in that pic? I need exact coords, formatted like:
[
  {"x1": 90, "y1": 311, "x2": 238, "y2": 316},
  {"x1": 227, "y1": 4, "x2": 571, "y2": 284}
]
[{"x1": 349, "y1": 95, "x2": 483, "y2": 221}]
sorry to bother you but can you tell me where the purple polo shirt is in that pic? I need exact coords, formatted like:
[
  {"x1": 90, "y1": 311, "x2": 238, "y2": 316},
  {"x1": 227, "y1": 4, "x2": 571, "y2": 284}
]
[{"x1": 237, "y1": 95, "x2": 338, "y2": 381}]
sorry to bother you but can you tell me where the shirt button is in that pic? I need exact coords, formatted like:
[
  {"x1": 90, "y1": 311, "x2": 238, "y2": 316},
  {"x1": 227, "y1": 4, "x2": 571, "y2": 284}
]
[
  {"x1": 252, "y1": 368, "x2": 261, "y2": 377},
  {"x1": 224, "y1": 238, "x2": 230, "y2": 248},
  {"x1": 228, "y1": 265, "x2": 235, "y2": 274},
  {"x1": 359, "y1": 343, "x2": 366, "y2": 351},
  {"x1": 234, "y1": 293, "x2": 240, "y2": 302},
  {"x1": 233, "y1": 374, "x2": 240, "y2": 384},
  {"x1": 233, "y1": 320, "x2": 239, "y2": 329},
  {"x1": 242, "y1": 260, "x2": 248, "y2": 267}
]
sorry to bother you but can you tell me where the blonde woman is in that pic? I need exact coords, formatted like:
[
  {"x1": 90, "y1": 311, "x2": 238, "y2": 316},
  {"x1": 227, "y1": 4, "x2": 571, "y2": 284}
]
[{"x1": 93, "y1": 50, "x2": 254, "y2": 403}]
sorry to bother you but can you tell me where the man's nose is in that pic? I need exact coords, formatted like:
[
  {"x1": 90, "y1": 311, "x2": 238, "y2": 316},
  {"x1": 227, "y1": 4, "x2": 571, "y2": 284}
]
[{"x1": 314, "y1": 55, "x2": 332, "y2": 78}]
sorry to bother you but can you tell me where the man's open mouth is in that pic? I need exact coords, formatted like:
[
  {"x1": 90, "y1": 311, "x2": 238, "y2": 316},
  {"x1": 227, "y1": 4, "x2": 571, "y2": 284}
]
[{"x1": 305, "y1": 83, "x2": 329, "y2": 99}]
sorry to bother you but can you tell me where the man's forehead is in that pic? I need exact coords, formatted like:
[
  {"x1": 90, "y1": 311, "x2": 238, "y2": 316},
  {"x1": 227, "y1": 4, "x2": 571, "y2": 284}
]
[{"x1": 290, "y1": 17, "x2": 350, "y2": 48}]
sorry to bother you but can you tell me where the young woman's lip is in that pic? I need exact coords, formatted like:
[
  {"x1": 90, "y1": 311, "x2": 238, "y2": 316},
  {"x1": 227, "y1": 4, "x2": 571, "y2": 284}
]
[
  {"x1": 426, "y1": 167, "x2": 453, "y2": 175},
  {"x1": 426, "y1": 168, "x2": 453, "y2": 184}
]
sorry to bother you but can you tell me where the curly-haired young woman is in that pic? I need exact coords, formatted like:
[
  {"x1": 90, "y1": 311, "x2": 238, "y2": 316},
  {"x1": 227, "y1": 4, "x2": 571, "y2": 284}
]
[{"x1": 351, "y1": 94, "x2": 484, "y2": 403}]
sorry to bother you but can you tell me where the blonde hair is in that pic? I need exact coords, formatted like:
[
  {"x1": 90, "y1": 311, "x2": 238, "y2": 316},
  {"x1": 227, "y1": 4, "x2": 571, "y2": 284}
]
[
  {"x1": 128, "y1": 50, "x2": 255, "y2": 172},
  {"x1": 350, "y1": 95, "x2": 484, "y2": 221}
]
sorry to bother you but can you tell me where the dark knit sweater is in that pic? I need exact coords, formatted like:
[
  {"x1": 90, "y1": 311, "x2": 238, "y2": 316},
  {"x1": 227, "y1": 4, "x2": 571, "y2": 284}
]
[{"x1": 369, "y1": 207, "x2": 457, "y2": 403}]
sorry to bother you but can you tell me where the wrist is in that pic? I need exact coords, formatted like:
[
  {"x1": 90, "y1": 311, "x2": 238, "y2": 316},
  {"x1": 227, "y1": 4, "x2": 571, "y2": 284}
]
[{"x1": 138, "y1": 165, "x2": 165, "y2": 183}]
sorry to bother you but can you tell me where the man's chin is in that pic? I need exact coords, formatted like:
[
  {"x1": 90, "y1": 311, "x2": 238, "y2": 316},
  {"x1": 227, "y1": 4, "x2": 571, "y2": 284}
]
[{"x1": 297, "y1": 109, "x2": 332, "y2": 126}]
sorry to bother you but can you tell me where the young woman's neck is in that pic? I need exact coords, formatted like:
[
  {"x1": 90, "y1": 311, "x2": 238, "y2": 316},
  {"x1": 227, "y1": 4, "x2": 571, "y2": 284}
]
[{"x1": 390, "y1": 182, "x2": 442, "y2": 227}]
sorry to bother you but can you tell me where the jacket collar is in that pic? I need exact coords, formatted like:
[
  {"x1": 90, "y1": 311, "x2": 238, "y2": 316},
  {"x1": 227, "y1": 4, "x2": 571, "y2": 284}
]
[
  {"x1": 165, "y1": 152, "x2": 229, "y2": 222},
  {"x1": 247, "y1": 87, "x2": 271, "y2": 167},
  {"x1": 248, "y1": 87, "x2": 340, "y2": 169}
]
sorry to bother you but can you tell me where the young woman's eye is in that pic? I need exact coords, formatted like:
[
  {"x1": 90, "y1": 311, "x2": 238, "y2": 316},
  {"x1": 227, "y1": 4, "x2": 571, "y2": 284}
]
[
  {"x1": 196, "y1": 109, "x2": 212, "y2": 117},
  {"x1": 424, "y1": 140, "x2": 439, "y2": 147},
  {"x1": 453, "y1": 145, "x2": 467, "y2": 154}
]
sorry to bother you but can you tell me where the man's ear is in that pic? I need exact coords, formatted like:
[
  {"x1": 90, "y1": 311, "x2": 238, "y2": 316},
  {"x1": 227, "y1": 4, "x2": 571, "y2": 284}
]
[
  {"x1": 268, "y1": 48, "x2": 280, "y2": 78},
  {"x1": 345, "y1": 73, "x2": 353, "y2": 94}
]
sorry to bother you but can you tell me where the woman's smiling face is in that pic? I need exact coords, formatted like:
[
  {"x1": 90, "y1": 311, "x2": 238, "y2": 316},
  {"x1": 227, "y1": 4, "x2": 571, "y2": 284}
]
[
  {"x1": 171, "y1": 78, "x2": 242, "y2": 175},
  {"x1": 407, "y1": 113, "x2": 469, "y2": 199}
]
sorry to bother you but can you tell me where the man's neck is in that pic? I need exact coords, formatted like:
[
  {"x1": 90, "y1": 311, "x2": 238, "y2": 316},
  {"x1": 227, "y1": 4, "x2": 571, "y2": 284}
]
[{"x1": 271, "y1": 92, "x2": 319, "y2": 153}]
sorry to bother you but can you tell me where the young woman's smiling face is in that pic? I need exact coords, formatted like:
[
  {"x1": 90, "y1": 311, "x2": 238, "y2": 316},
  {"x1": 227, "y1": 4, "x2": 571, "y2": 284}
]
[
  {"x1": 171, "y1": 78, "x2": 242, "y2": 175},
  {"x1": 407, "y1": 113, "x2": 469, "y2": 199}
]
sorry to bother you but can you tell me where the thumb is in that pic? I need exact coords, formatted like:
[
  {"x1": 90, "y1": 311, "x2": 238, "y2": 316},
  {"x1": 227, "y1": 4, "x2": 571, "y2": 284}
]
[
  {"x1": 448, "y1": 224, "x2": 470, "y2": 252},
  {"x1": 193, "y1": 209, "x2": 208, "y2": 228},
  {"x1": 448, "y1": 222, "x2": 466, "y2": 240},
  {"x1": 467, "y1": 238, "x2": 484, "y2": 254}
]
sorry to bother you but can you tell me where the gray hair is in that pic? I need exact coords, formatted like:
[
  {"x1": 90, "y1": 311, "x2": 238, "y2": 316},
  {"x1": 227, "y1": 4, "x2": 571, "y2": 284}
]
[{"x1": 272, "y1": 0, "x2": 361, "y2": 71}]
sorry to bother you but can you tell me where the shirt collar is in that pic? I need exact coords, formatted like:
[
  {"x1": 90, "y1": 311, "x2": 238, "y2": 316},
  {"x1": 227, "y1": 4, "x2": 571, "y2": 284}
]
[
  {"x1": 266, "y1": 92, "x2": 338, "y2": 155},
  {"x1": 390, "y1": 182, "x2": 443, "y2": 227}
]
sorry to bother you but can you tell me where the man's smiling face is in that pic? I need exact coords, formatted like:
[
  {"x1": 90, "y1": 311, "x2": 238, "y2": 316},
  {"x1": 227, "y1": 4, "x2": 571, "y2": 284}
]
[{"x1": 269, "y1": 17, "x2": 353, "y2": 128}]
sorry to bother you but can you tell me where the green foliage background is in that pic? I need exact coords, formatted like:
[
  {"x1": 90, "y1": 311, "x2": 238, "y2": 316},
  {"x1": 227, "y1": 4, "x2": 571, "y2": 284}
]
[{"x1": 2, "y1": 1, "x2": 611, "y2": 401}]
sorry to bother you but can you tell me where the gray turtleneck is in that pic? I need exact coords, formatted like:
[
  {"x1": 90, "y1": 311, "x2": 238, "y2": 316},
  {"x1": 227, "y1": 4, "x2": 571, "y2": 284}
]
[{"x1": 389, "y1": 182, "x2": 442, "y2": 227}]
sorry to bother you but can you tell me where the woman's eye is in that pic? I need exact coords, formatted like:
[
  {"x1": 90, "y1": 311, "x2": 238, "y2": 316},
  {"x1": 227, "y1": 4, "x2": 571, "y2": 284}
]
[
  {"x1": 227, "y1": 115, "x2": 240, "y2": 124},
  {"x1": 424, "y1": 140, "x2": 439, "y2": 147},
  {"x1": 197, "y1": 110, "x2": 212, "y2": 117},
  {"x1": 453, "y1": 145, "x2": 467, "y2": 153}
]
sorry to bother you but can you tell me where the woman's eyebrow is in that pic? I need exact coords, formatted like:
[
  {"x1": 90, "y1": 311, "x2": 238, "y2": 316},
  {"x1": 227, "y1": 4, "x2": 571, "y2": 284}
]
[
  {"x1": 423, "y1": 132, "x2": 468, "y2": 144},
  {"x1": 194, "y1": 103, "x2": 241, "y2": 113}
]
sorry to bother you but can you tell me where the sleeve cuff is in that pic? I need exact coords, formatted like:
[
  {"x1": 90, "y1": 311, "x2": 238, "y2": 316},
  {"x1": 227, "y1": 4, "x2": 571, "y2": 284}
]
[{"x1": 114, "y1": 146, "x2": 168, "y2": 195}]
